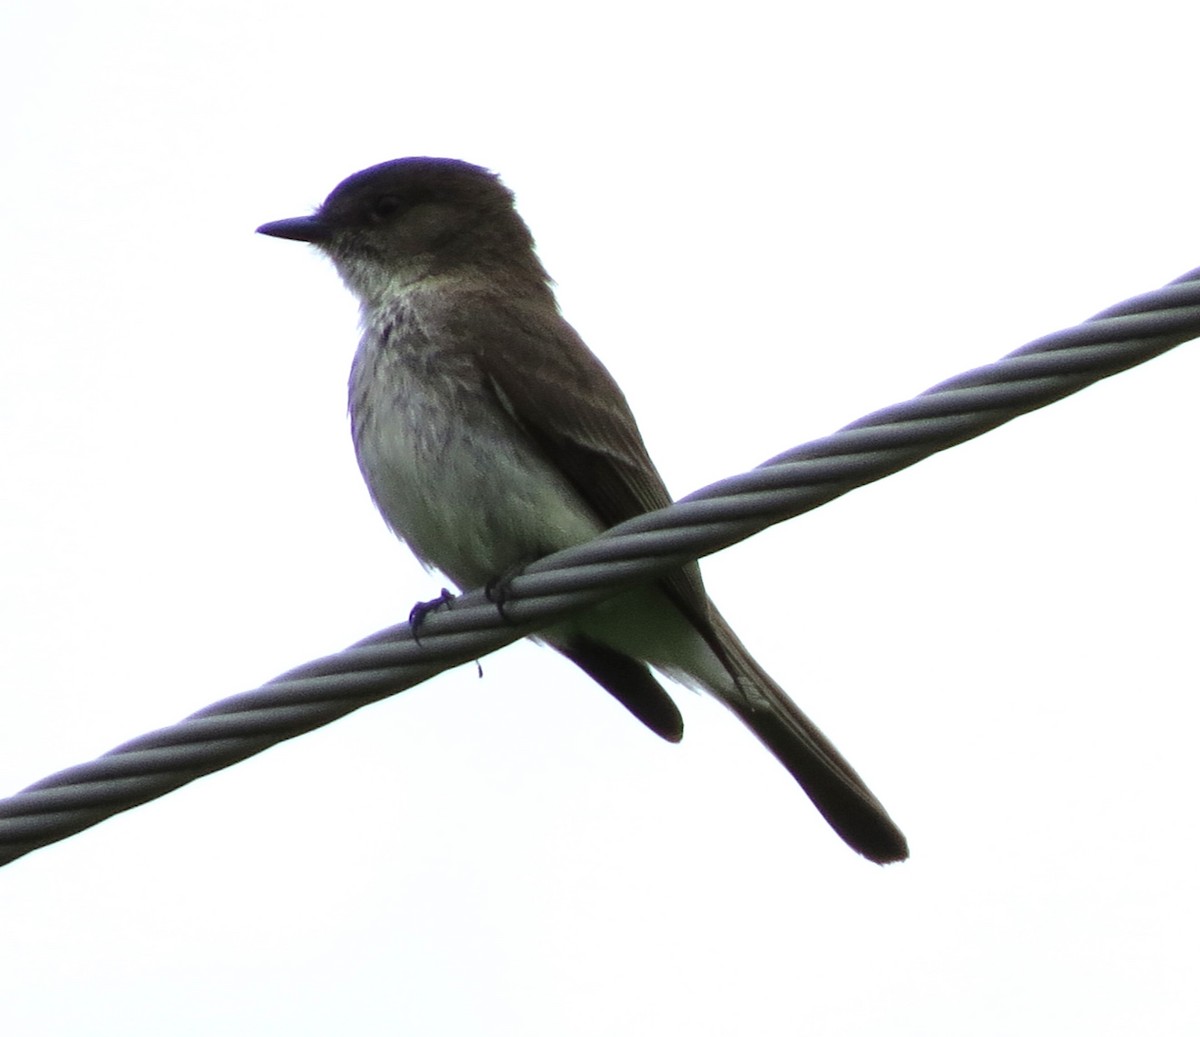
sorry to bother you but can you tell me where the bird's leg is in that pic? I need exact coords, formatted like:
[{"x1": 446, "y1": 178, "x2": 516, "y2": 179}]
[
  {"x1": 484, "y1": 564, "x2": 529, "y2": 624},
  {"x1": 408, "y1": 587, "x2": 455, "y2": 645}
]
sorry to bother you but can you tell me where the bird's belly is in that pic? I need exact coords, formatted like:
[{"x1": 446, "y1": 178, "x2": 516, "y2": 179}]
[{"x1": 352, "y1": 386, "x2": 603, "y2": 590}]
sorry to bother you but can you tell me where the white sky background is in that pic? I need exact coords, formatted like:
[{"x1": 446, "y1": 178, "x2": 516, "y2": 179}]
[{"x1": 2, "y1": 2, "x2": 1198, "y2": 1033}]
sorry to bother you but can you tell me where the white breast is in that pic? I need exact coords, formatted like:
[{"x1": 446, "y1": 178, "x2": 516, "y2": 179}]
[{"x1": 348, "y1": 321, "x2": 602, "y2": 590}]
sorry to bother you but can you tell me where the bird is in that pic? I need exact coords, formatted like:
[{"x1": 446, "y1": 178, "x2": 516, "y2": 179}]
[{"x1": 257, "y1": 157, "x2": 907, "y2": 863}]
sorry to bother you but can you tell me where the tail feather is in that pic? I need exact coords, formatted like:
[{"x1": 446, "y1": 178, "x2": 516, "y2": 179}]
[{"x1": 706, "y1": 608, "x2": 908, "y2": 864}]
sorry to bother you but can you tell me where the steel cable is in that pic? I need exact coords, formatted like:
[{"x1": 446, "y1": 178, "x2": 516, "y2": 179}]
[{"x1": 2, "y1": 266, "x2": 1198, "y2": 867}]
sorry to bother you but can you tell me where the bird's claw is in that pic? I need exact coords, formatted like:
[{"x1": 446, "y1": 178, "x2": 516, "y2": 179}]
[
  {"x1": 484, "y1": 569, "x2": 522, "y2": 624},
  {"x1": 409, "y1": 587, "x2": 455, "y2": 645}
]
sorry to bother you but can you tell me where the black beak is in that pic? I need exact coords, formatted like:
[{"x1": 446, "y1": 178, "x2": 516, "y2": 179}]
[{"x1": 256, "y1": 215, "x2": 331, "y2": 244}]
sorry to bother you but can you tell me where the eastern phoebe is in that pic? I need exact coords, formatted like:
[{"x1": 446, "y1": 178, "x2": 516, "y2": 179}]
[{"x1": 258, "y1": 158, "x2": 907, "y2": 863}]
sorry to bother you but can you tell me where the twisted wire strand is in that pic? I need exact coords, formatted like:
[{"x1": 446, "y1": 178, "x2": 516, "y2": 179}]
[{"x1": 3, "y1": 267, "x2": 1198, "y2": 867}]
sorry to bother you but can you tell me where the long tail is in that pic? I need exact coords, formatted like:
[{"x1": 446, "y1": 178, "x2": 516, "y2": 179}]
[{"x1": 705, "y1": 607, "x2": 908, "y2": 864}]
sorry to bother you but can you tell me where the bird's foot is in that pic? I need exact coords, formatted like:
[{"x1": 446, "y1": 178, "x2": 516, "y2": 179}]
[
  {"x1": 409, "y1": 587, "x2": 455, "y2": 645},
  {"x1": 484, "y1": 567, "x2": 525, "y2": 624}
]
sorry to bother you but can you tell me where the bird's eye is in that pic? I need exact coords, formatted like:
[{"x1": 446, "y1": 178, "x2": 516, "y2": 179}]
[{"x1": 370, "y1": 195, "x2": 403, "y2": 221}]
